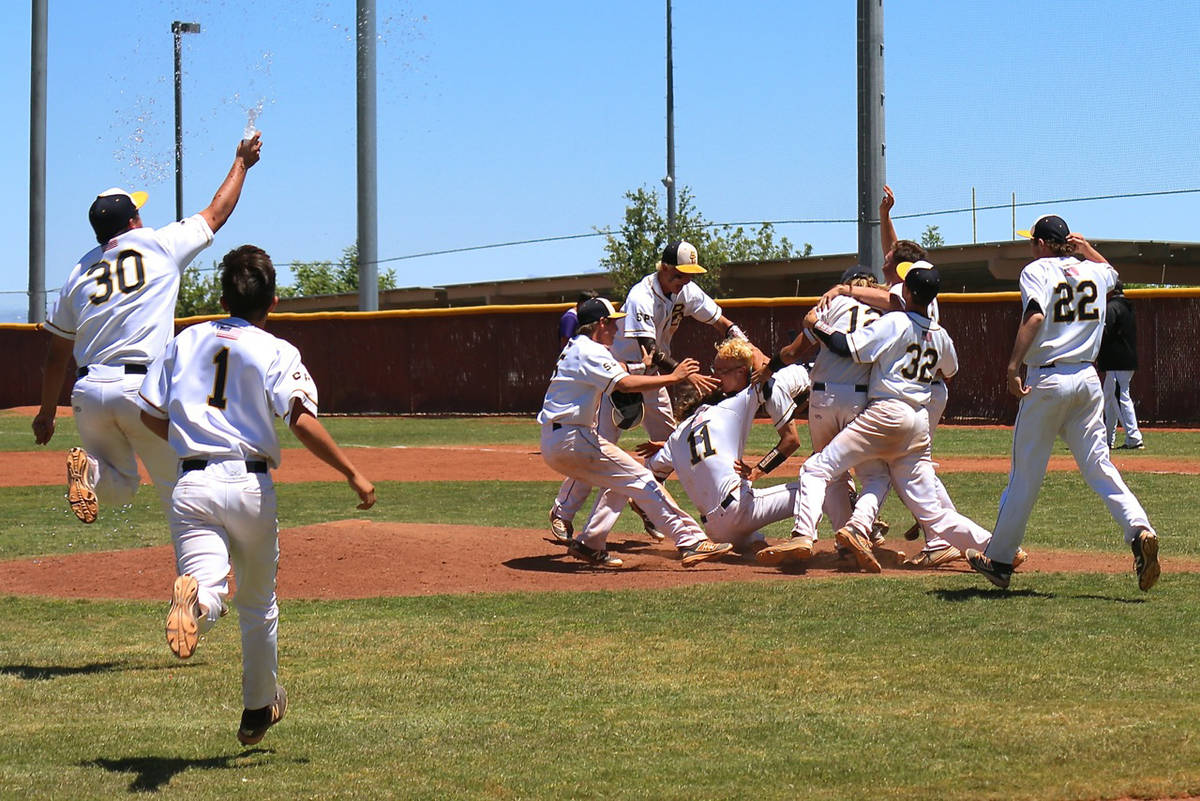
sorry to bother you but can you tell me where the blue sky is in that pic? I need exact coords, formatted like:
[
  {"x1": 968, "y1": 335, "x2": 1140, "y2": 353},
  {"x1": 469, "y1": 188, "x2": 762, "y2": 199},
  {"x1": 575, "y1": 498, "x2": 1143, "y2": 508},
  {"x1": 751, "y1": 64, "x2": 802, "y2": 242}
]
[{"x1": 2, "y1": 1, "x2": 1198, "y2": 322}]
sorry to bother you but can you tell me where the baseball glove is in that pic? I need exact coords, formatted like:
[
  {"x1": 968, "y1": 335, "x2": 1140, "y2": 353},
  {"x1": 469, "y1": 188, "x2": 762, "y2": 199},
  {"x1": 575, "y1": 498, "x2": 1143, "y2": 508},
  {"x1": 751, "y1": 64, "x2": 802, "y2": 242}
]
[{"x1": 611, "y1": 390, "x2": 644, "y2": 430}]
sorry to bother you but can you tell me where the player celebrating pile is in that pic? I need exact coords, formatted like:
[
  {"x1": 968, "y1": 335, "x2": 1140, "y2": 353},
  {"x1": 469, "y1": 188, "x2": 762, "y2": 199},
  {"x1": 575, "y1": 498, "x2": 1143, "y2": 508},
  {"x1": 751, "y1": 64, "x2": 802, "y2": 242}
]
[
  {"x1": 138, "y1": 245, "x2": 375, "y2": 745},
  {"x1": 967, "y1": 216, "x2": 1159, "y2": 591},
  {"x1": 639, "y1": 337, "x2": 811, "y2": 555},
  {"x1": 763, "y1": 265, "x2": 1001, "y2": 573},
  {"x1": 547, "y1": 241, "x2": 742, "y2": 543},
  {"x1": 537, "y1": 297, "x2": 734, "y2": 568}
]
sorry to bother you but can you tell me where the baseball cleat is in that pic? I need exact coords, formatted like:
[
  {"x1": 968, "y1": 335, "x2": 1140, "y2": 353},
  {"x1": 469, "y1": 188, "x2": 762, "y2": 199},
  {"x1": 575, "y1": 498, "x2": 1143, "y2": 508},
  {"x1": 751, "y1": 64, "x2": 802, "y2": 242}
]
[
  {"x1": 966, "y1": 549, "x2": 1012, "y2": 589},
  {"x1": 566, "y1": 539, "x2": 624, "y2": 568},
  {"x1": 679, "y1": 539, "x2": 734, "y2": 568},
  {"x1": 549, "y1": 513, "x2": 573, "y2": 544},
  {"x1": 1131, "y1": 531, "x2": 1160, "y2": 591},
  {"x1": 165, "y1": 574, "x2": 200, "y2": 659},
  {"x1": 1012, "y1": 548, "x2": 1029, "y2": 570},
  {"x1": 755, "y1": 534, "x2": 814, "y2": 566},
  {"x1": 869, "y1": 519, "x2": 889, "y2": 548},
  {"x1": 237, "y1": 684, "x2": 287, "y2": 746},
  {"x1": 835, "y1": 527, "x2": 881, "y2": 573},
  {"x1": 1117, "y1": 442, "x2": 1145, "y2": 450},
  {"x1": 902, "y1": 521, "x2": 921, "y2": 541},
  {"x1": 629, "y1": 501, "x2": 666, "y2": 542},
  {"x1": 66, "y1": 447, "x2": 98, "y2": 524},
  {"x1": 904, "y1": 545, "x2": 962, "y2": 568}
]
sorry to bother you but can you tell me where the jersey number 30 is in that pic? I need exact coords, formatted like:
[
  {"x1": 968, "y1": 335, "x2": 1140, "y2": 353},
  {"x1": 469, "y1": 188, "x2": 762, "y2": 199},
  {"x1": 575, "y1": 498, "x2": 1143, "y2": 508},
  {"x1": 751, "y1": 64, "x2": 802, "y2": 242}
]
[{"x1": 86, "y1": 250, "x2": 146, "y2": 305}]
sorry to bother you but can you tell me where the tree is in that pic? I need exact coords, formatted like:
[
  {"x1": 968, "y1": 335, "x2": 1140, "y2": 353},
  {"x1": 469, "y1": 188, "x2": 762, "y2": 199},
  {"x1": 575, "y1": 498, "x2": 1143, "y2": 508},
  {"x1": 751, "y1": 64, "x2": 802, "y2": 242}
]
[
  {"x1": 600, "y1": 186, "x2": 810, "y2": 298},
  {"x1": 920, "y1": 224, "x2": 945, "y2": 249},
  {"x1": 176, "y1": 263, "x2": 223, "y2": 317},
  {"x1": 281, "y1": 244, "x2": 399, "y2": 298}
]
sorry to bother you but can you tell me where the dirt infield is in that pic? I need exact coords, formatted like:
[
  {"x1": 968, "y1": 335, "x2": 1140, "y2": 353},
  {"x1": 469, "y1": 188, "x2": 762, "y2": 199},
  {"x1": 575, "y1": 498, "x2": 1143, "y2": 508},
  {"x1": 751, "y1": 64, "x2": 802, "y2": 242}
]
[
  {"x1": 3, "y1": 446, "x2": 1197, "y2": 488},
  {"x1": 3, "y1": 415, "x2": 1193, "y2": 600},
  {"x1": 2, "y1": 519, "x2": 1196, "y2": 601}
]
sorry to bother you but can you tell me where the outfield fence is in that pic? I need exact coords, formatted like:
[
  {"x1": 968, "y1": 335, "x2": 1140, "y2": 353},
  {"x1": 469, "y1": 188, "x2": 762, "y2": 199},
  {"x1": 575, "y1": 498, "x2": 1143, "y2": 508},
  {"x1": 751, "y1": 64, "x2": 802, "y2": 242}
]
[{"x1": 4, "y1": 288, "x2": 1198, "y2": 425}]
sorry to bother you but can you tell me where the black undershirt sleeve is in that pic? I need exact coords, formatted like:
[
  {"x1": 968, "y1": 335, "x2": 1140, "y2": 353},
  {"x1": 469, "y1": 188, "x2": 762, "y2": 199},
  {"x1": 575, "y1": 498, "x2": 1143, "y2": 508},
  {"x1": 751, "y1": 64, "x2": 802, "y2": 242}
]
[{"x1": 813, "y1": 328, "x2": 851, "y2": 358}]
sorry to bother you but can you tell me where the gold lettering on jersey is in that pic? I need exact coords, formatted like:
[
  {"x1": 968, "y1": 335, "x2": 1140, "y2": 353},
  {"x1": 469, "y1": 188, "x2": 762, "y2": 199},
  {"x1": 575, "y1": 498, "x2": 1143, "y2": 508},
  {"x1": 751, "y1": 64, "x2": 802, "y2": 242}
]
[{"x1": 668, "y1": 304, "x2": 684, "y2": 328}]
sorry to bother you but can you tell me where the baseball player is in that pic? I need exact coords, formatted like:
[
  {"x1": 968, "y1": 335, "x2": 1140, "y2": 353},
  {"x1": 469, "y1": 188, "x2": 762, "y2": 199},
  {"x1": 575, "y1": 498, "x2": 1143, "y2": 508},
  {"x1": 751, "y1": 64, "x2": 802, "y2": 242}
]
[
  {"x1": 967, "y1": 217, "x2": 1158, "y2": 591},
  {"x1": 818, "y1": 188, "x2": 957, "y2": 560},
  {"x1": 756, "y1": 266, "x2": 892, "y2": 564},
  {"x1": 1097, "y1": 281, "x2": 1143, "y2": 450},
  {"x1": 762, "y1": 265, "x2": 1003, "y2": 573},
  {"x1": 138, "y1": 245, "x2": 376, "y2": 745},
  {"x1": 638, "y1": 337, "x2": 812, "y2": 555},
  {"x1": 549, "y1": 241, "x2": 743, "y2": 544},
  {"x1": 538, "y1": 296, "x2": 734, "y2": 568},
  {"x1": 33, "y1": 134, "x2": 263, "y2": 524}
]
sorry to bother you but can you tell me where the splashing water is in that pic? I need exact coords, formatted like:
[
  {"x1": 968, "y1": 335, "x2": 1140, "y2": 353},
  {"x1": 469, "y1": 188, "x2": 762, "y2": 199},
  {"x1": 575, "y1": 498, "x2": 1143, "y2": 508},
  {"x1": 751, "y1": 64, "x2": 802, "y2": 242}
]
[{"x1": 243, "y1": 98, "x2": 264, "y2": 141}]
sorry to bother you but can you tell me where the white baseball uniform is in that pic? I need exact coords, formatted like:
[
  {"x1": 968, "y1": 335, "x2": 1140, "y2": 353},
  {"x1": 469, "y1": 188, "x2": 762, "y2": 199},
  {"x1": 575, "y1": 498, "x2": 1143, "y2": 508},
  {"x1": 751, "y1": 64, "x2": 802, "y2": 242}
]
[
  {"x1": 793, "y1": 310, "x2": 991, "y2": 552},
  {"x1": 45, "y1": 216, "x2": 214, "y2": 506},
  {"x1": 139, "y1": 316, "x2": 318, "y2": 711},
  {"x1": 886, "y1": 281, "x2": 956, "y2": 550},
  {"x1": 539, "y1": 334, "x2": 707, "y2": 550},
  {"x1": 550, "y1": 274, "x2": 723, "y2": 525},
  {"x1": 985, "y1": 256, "x2": 1155, "y2": 563},
  {"x1": 805, "y1": 295, "x2": 890, "y2": 534},
  {"x1": 645, "y1": 364, "x2": 811, "y2": 549}
]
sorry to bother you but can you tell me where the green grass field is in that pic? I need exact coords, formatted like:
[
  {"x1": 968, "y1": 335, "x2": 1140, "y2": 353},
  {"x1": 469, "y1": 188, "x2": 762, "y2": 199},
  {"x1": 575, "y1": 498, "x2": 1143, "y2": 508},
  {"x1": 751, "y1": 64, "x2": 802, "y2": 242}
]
[{"x1": 2, "y1": 418, "x2": 1198, "y2": 800}]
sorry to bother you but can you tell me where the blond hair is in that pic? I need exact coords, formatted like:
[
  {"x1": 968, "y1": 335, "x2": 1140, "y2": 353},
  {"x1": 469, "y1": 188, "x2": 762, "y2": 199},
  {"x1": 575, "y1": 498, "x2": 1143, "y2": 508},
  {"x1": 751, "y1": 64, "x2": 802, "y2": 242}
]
[{"x1": 714, "y1": 337, "x2": 754, "y2": 370}]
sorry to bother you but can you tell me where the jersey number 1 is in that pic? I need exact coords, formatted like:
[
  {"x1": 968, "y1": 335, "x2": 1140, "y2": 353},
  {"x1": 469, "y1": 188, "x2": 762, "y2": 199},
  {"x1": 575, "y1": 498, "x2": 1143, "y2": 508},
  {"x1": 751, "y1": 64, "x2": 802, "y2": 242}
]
[{"x1": 208, "y1": 347, "x2": 230, "y2": 410}]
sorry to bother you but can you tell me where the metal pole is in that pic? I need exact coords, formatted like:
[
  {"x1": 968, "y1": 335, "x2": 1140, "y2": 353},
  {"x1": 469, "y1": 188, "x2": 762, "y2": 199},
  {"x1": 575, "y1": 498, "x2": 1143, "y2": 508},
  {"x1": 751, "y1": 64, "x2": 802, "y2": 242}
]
[
  {"x1": 856, "y1": 0, "x2": 885, "y2": 279},
  {"x1": 173, "y1": 24, "x2": 183, "y2": 222},
  {"x1": 28, "y1": 0, "x2": 47, "y2": 323},
  {"x1": 971, "y1": 186, "x2": 977, "y2": 243},
  {"x1": 171, "y1": 22, "x2": 200, "y2": 223},
  {"x1": 663, "y1": 0, "x2": 676, "y2": 240},
  {"x1": 356, "y1": 0, "x2": 379, "y2": 311},
  {"x1": 1011, "y1": 192, "x2": 1016, "y2": 239}
]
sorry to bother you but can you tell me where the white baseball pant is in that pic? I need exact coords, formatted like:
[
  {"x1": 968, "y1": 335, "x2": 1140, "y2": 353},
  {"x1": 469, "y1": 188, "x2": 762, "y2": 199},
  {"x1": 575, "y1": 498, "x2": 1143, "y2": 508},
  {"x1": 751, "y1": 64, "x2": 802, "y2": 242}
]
[
  {"x1": 541, "y1": 423, "x2": 705, "y2": 551},
  {"x1": 794, "y1": 398, "x2": 991, "y2": 551},
  {"x1": 987, "y1": 364, "x2": 1154, "y2": 564},
  {"x1": 1102, "y1": 370, "x2": 1142, "y2": 448},
  {"x1": 807, "y1": 384, "x2": 891, "y2": 536},
  {"x1": 169, "y1": 459, "x2": 280, "y2": 711},
  {"x1": 878, "y1": 379, "x2": 959, "y2": 551},
  {"x1": 550, "y1": 386, "x2": 675, "y2": 522},
  {"x1": 700, "y1": 482, "x2": 798, "y2": 550},
  {"x1": 71, "y1": 366, "x2": 178, "y2": 507}
]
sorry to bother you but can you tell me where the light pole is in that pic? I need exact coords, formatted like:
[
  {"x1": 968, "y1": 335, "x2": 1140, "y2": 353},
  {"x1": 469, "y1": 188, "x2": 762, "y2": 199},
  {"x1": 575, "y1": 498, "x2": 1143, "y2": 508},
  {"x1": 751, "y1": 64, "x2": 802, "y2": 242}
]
[{"x1": 172, "y1": 21, "x2": 201, "y2": 222}]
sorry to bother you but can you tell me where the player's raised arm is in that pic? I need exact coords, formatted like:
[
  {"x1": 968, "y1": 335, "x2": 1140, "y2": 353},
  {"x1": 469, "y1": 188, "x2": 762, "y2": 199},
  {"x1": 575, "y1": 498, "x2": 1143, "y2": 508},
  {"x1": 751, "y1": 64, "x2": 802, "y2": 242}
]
[
  {"x1": 198, "y1": 134, "x2": 263, "y2": 234},
  {"x1": 288, "y1": 401, "x2": 376, "y2": 509}
]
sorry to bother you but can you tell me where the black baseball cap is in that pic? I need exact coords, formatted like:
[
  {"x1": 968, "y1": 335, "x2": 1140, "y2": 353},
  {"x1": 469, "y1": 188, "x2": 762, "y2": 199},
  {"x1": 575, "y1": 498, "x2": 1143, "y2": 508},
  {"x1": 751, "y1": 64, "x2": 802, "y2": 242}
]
[
  {"x1": 659, "y1": 240, "x2": 706, "y2": 274},
  {"x1": 577, "y1": 297, "x2": 626, "y2": 326},
  {"x1": 89, "y1": 187, "x2": 147, "y2": 243},
  {"x1": 839, "y1": 265, "x2": 873, "y2": 283},
  {"x1": 904, "y1": 262, "x2": 941, "y2": 307},
  {"x1": 1017, "y1": 214, "x2": 1070, "y2": 244}
]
